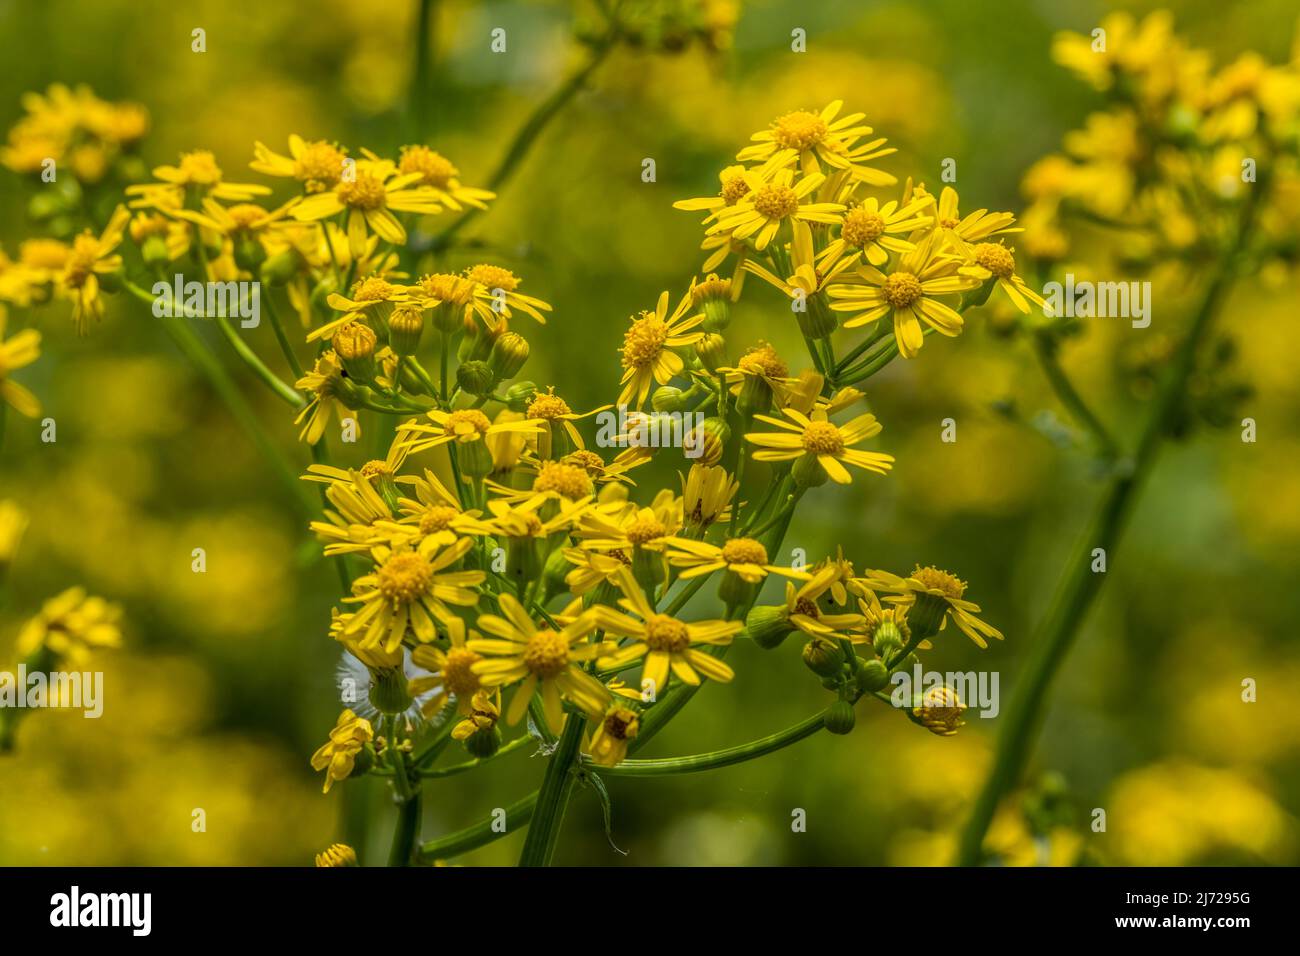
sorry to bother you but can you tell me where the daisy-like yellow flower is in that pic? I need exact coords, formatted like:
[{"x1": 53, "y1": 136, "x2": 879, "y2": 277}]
[
  {"x1": 304, "y1": 466, "x2": 397, "y2": 556},
  {"x1": 16, "y1": 587, "x2": 123, "y2": 665},
  {"x1": 170, "y1": 197, "x2": 298, "y2": 243},
  {"x1": 575, "y1": 488, "x2": 682, "y2": 554},
  {"x1": 375, "y1": 468, "x2": 493, "y2": 549},
  {"x1": 592, "y1": 567, "x2": 742, "y2": 691},
  {"x1": 342, "y1": 537, "x2": 485, "y2": 652},
  {"x1": 525, "y1": 387, "x2": 610, "y2": 459},
  {"x1": 742, "y1": 219, "x2": 831, "y2": 298},
  {"x1": 410, "y1": 618, "x2": 487, "y2": 717},
  {"x1": 489, "y1": 459, "x2": 597, "y2": 512},
  {"x1": 0, "y1": 310, "x2": 41, "y2": 417},
  {"x1": 315, "y1": 843, "x2": 359, "y2": 867},
  {"x1": 61, "y1": 204, "x2": 130, "y2": 334},
  {"x1": 860, "y1": 566, "x2": 1004, "y2": 648},
  {"x1": 911, "y1": 685, "x2": 966, "y2": 737},
  {"x1": 958, "y1": 242, "x2": 1047, "y2": 314},
  {"x1": 293, "y1": 350, "x2": 356, "y2": 444},
  {"x1": 672, "y1": 164, "x2": 756, "y2": 221},
  {"x1": 250, "y1": 135, "x2": 349, "y2": 193},
  {"x1": 312, "y1": 275, "x2": 410, "y2": 343},
  {"x1": 817, "y1": 196, "x2": 931, "y2": 275},
  {"x1": 561, "y1": 546, "x2": 631, "y2": 596},
  {"x1": 826, "y1": 231, "x2": 979, "y2": 358},
  {"x1": 398, "y1": 146, "x2": 495, "y2": 210},
  {"x1": 292, "y1": 151, "x2": 441, "y2": 255},
  {"x1": 618, "y1": 289, "x2": 706, "y2": 407},
  {"x1": 128, "y1": 212, "x2": 192, "y2": 263},
  {"x1": 663, "y1": 536, "x2": 805, "y2": 584},
  {"x1": 708, "y1": 167, "x2": 843, "y2": 251},
  {"x1": 681, "y1": 462, "x2": 738, "y2": 530},
  {"x1": 396, "y1": 408, "x2": 544, "y2": 460},
  {"x1": 462, "y1": 264, "x2": 552, "y2": 326},
  {"x1": 747, "y1": 566, "x2": 865, "y2": 648},
  {"x1": 310, "y1": 709, "x2": 373, "y2": 793},
  {"x1": 468, "y1": 593, "x2": 611, "y2": 731},
  {"x1": 125, "y1": 150, "x2": 271, "y2": 210},
  {"x1": 737, "y1": 101, "x2": 893, "y2": 184},
  {"x1": 928, "y1": 185, "x2": 1021, "y2": 256},
  {"x1": 586, "y1": 700, "x2": 640, "y2": 768},
  {"x1": 746, "y1": 406, "x2": 894, "y2": 485}
]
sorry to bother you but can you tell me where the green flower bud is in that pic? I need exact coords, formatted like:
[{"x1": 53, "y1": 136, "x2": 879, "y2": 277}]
[
  {"x1": 696, "y1": 416, "x2": 730, "y2": 466},
  {"x1": 310, "y1": 276, "x2": 338, "y2": 315},
  {"x1": 429, "y1": 300, "x2": 463, "y2": 335},
  {"x1": 856, "y1": 658, "x2": 890, "y2": 692},
  {"x1": 693, "y1": 275, "x2": 733, "y2": 332},
  {"x1": 463, "y1": 724, "x2": 502, "y2": 759},
  {"x1": 908, "y1": 592, "x2": 948, "y2": 639},
  {"x1": 457, "y1": 359, "x2": 496, "y2": 396},
  {"x1": 802, "y1": 637, "x2": 844, "y2": 677},
  {"x1": 794, "y1": 295, "x2": 837, "y2": 339},
  {"x1": 505, "y1": 381, "x2": 538, "y2": 412},
  {"x1": 746, "y1": 604, "x2": 793, "y2": 650},
  {"x1": 141, "y1": 235, "x2": 171, "y2": 270},
  {"x1": 505, "y1": 535, "x2": 544, "y2": 584},
  {"x1": 371, "y1": 665, "x2": 413, "y2": 716},
  {"x1": 652, "y1": 386, "x2": 687, "y2": 413},
  {"x1": 387, "y1": 305, "x2": 425, "y2": 356},
  {"x1": 348, "y1": 745, "x2": 376, "y2": 778},
  {"x1": 489, "y1": 331, "x2": 530, "y2": 379},
  {"x1": 332, "y1": 322, "x2": 378, "y2": 383},
  {"x1": 234, "y1": 235, "x2": 266, "y2": 273},
  {"x1": 695, "y1": 332, "x2": 728, "y2": 373},
  {"x1": 825, "y1": 699, "x2": 856, "y2": 735},
  {"x1": 791, "y1": 451, "x2": 829, "y2": 488},
  {"x1": 457, "y1": 436, "x2": 495, "y2": 480},
  {"x1": 260, "y1": 248, "x2": 298, "y2": 286}
]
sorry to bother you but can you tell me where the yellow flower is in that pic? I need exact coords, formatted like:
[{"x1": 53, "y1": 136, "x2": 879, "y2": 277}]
[
  {"x1": 396, "y1": 408, "x2": 543, "y2": 457},
  {"x1": 293, "y1": 350, "x2": 355, "y2": 444},
  {"x1": 312, "y1": 275, "x2": 411, "y2": 342},
  {"x1": 410, "y1": 618, "x2": 486, "y2": 717},
  {"x1": 929, "y1": 185, "x2": 1021, "y2": 256},
  {"x1": 860, "y1": 566, "x2": 1004, "y2": 648},
  {"x1": 125, "y1": 150, "x2": 271, "y2": 210},
  {"x1": 911, "y1": 685, "x2": 966, "y2": 736},
  {"x1": 304, "y1": 466, "x2": 397, "y2": 556},
  {"x1": 61, "y1": 205, "x2": 130, "y2": 335},
  {"x1": 591, "y1": 567, "x2": 742, "y2": 691},
  {"x1": 826, "y1": 231, "x2": 979, "y2": 358},
  {"x1": 617, "y1": 289, "x2": 706, "y2": 407},
  {"x1": 376, "y1": 468, "x2": 493, "y2": 550},
  {"x1": 1051, "y1": 11, "x2": 1178, "y2": 92},
  {"x1": 315, "y1": 843, "x2": 358, "y2": 867},
  {"x1": 681, "y1": 462, "x2": 738, "y2": 530},
  {"x1": 663, "y1": 535, "x2": 805, "y2": 585},
  {"x1": 817, "y1": 195, "x2": 930, "y2": 274},
  {"x1": 341, "y1": 538, "x2": 485, "y2": 652},
  {"x1": 398, "y1": 146, "x2": 495, "y2": 210},
  {"x1": 746, "y1": 406, "x2": 893, "y2": 485},
  {"x1": 468, "y1": 593, "x2": 610, "y2": 731},
  {"x1": 0, "y1": 499, "x2": 27, "y2": 574},
  {"x1": 586, "y1": 701, "x2": 640, "y2": 767},
  {"x1": 16, "y1": 587, "x2": 123, "y2": 665},
  {"x1": 526, "y1": 387, "x2": 610, "y2": 458},
  {"x1": 250, "y1": 135, "x2": 349, "y2": 193},
  {"x1": 462, "y1": 263, "x2": 552, "y2": 326},
  {"x1": 171, "y1": 197, "x2": 298, "y2": 242},
  {"x1": 0, "y1": 310, "x2": 41, "y2": 417},
  {"x1": 310, "y1": 709, "x2": 374, "y2": 793},
  {"x1": 291, "y1": 151, "x2": 441, "y2": 255},
  {"x1": 672, "y1": 164, "x2": 757, "y2": 221},
  {"x1": 737, "y1": 101, "x2": 896, "y2": 185},
  {"x1": 958, "y1": 242, "x2": 1047, "y2": 314},
  {"x1": 450, "y1": 689, "x2": 501, "y2": 740},
  {"x1": 708, "y1": 167, "x2": 843, "y2": 251},
  {"x1": 576, "y1": 488, "x2": 681, "y2": 553}
]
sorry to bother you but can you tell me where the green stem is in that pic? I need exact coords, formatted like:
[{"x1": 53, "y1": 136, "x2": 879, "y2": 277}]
[
  {"x1": 415, "y1": 791, "x2": 538, "y2": 863},
  {"x1": 1030, "y1": 330, "x2": 1117, "y2": 460},
  {"x1": 588, "y1": 710, "x2": 826, "y2": 776},
  {"x1": 517, "y1": 712, "x2": 585, "y2": 866}
]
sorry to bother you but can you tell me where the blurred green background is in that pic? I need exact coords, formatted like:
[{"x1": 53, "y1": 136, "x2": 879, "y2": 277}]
[{"x1": 1, "y1": 0, "x2": 1298, "y2": 865}]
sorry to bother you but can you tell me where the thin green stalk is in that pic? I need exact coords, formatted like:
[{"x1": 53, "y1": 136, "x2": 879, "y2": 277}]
[
  {"x1": 415, "y1": 791, "x2": 538, "y2": 863},
  {"x1": 588, "y1": 710, "x2": 827, "y2": 776},
  {"x1": 955, "y1": 220, "x2": 1255, "y2": 866},
  {"x1": 517, "y1": 710, "x2": 585, "y2": 866},
  {"x1": 1031, "y1": 331, "x2": 1117, "y2": 460},
  {"x1": 264, "y1": 292, "x2": 304, "y2": 379}
]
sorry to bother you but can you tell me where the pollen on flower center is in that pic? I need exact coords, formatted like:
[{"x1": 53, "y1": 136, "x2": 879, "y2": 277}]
[
  {"x1": 360, "y1": 459, "x2": 392, "y2": 479},
  {"x1": 773, "y1": 110, "x2": 828, "y2": 151},
  {"x1": 973, "y1": 242, "x2": 1016, "y2": 279},
  {"x1": 912, "y1": 565, "x2": 966, "y2": 599},
  {"x1": 522, "y1": 628, "x2": 570, "y2": 678},
  {"x1": 465, "y1": 264, "x2": 518, "y2": 292},
  {"x1": 399, "y1": 146, "x2": 458, "y2": 188},
  {"x1": 444, "y1": 409, "x2": 492, "y2": 439},
  {"x1": 720, "y1": 173, "x2": 750, "y2": 205},
  {"x1": 625, "y1": 512, "x2": 668, "y2": 545},
  {"x1": 377, "y1": 552, "x2": 432, "y2": 605},
  {"x1": 177, "y1": 150, "x2": 223, "y2": 184},
  {"x1": 621, "y1": 316, "x2": 669, "y2": 369},
  {"x1": 721, "y1": 537, "x2": 768, "y2": 565},
  {"x1": 563, "y1": 450, "x2": 605, "y2": 475},
  {"x1": 337, "y1": 171, "x2": 387, "y2": 210},
  {"x1": 940, "y1": 217, "x2": 961, "y2": 230},
  {"x1": 842, "y1": 207, "x2": 886, "y2": 247},
  {"x1": 420, "y1": 273, "x2": 475, "y2": 305},
  {"x1": 532, "y1": 461, "x2": 593, "y2": 500},
  {"x1": 752, "y1": 183, "x2": 800, "y2": 220},
  {"x1": 353, "y1": 277, "x2": 396, "y2": 302},
  {"x1": 527, "y1": 391, "x2": 572, "y2": 419},
  {"x1": 739, "y1": 343, "x2": 788, "y2": 379},
  {"x1": 644, "y1": 614, "x2": 690, "y2": 653},
  {"x1": 801, "y1": 421, "x2": 845, "y2": 455},
  {"x1": 793, "y1": 597, "x2": 821, "y2": 618},
  {"x1": 882, "y1": 271, "x2": 924, "y2": 309},
  {"x1": 293, "y1": 141, "x2": 346, "y2": 190},
  {"x1": 226, "y1": 204, "x2": 266, "y2": 231},
  {"x1": 419, "y1": 506, "x2": 460, "y2": 534},
  {"x1": 442, "y1": 646, "x2": 482, "y2": 697}
]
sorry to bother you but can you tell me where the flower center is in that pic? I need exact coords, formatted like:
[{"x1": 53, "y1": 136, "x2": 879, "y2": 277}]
[
  {"x1": 912, "y1": 566, "x2": 966, "y2": 599},
  {"x1": 377, "y1": 552, "x2": 433, "y2": 605},
  {"x1": 527, "y1": 391, "x2": 572, "y2": 419},
  {"x1": 176, "y1": 150, "x2": 223, "y2": 185},
  {"x1": 841, "y1": 207, "x2": 886, "y2": 247},
  {"x1": 465, "y1": 264, "x2": 519, "y2": 292},
  {"x1": 603, "y1": 706, "x2": 639, "y2": 741},
  {"x1": 294, "y1": 141, "x2": 346, "y2": 191},
  {"x1": 940, "y1": 217, "x2": 961, "y2": 230},
  {"x1": 420, "y1": 273, "x2": 476, "y2": 305},
  {"x1": 720, "y1": 172, "x2": 750, "y2": 205},
  {"x1": 563, "y1": 450, "x2": 604, "y2": 475},
  {"x1": 419, "y1": 506, "x2": 460, "y2": 534},
  {"x1": 738, "y1": 343, "x2": 787, "y2": 379},
  {"x1": 773, "y1": 110, "x2": 828, "y2": 150},
  {"x1": 62, "y1": 234, "x2": 100, "y2": 286},
  {"x1": 442, "y1": 646, "x2": 482, "y2": 698},
  {"x1": 801, "y1": 421, "x2": 845, "y2": 455},
  {"x1": 973, "y1": 242, "x2": 1016, "y2": 279},
  {"x1": 399, "y1": 146, "x2": 458, "y2": 188},
  {"x1": 721, "y1": 537, "x2": 768, "y2": 565},
  {"x1": 794, "y1": 597, "x2": 820, "y2": 618},
  {"x1": 882, "y1": 271, "x2": 924, "y2": 309},
  {"x1": 621, "y1": 316, "x2": 668, "y2": 369},
  {"x1": 360, "y1": 459, "x2": 391, "y2": 479},
  {"x1": 353, "y1": 277, "x2": 396, "y2": 302},
  {"x1": 226, "y1": 204, "x2": 266, "y2": 231},
  {"x1": 444, "y1": 409, "x2": 492, "y2": 440},
  {"x1": 522, "y1": 629, "x2": 570, "y2": 679},
  {"x1": 752, "y1": 183, "x2": 800, "y2": 220},
  {"x1": 532, "y1": 461, "x2": 593, "y2": 500},
  {"x1": 644, "y1": 615, "x2": 691, "y2": 653},
  {"x1": 625, "y1": 512, "x2": 668, "y2": 545},
  {"x1": 692, "y1": 274, "x2": 731, "y2": 304},
  {"x1": 337, "y1": 171, "x2": 387, "y2": 210}
]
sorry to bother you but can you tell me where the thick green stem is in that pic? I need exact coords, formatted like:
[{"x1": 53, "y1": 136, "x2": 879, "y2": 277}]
[
  {"x1": 517, "y1": 712, "x2": 585, "y2": 866},
  {"x1": 415, "y1": 791, "x2": 538, "y2": 863}
]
